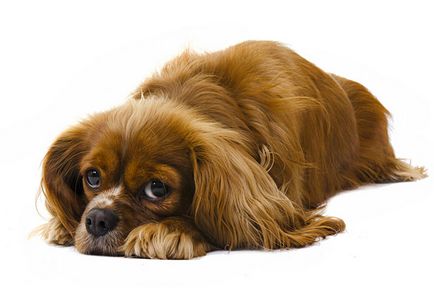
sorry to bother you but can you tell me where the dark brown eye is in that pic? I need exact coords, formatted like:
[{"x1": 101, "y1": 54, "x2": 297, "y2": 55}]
[
  {"x1": 140, "y1": 180, "x2": 169, "y2": 200},
  {"x1": 86, "y1": 169, "x2": 101, "y2": 189}
]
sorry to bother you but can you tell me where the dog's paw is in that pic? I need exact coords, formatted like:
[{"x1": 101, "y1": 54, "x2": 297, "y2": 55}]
[
  {"x1": 121, "y1": 219, "x2": 211, "y2": 259},
  {"x1": 36, "y1": 218, "x2": 73, "y2": 246}
]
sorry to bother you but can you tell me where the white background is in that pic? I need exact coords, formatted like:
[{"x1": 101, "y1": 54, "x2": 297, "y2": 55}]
[{"x1": 1, "y1": 1, "x2": 433, "y2": 288}]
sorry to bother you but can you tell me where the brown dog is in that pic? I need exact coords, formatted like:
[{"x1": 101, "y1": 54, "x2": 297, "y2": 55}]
[{"x1": 38, "y1": 41, "x2": 425, "y2": 259}]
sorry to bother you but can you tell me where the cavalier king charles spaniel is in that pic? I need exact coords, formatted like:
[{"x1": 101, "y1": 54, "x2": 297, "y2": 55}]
[{"x1": 38, "y1": 41, "x2": 425, "y2": 259}]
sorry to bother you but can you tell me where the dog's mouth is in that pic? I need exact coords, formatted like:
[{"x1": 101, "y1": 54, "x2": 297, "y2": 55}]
[
  {"x1": 74, "y1": 217, "x2": 128, "y2": 256},
  {"x1": 73, "y1": 205, "x2": 136, "y2": 256},
  {"x1": 80, "y1": 238, "x2": 125, "y2": 256}
]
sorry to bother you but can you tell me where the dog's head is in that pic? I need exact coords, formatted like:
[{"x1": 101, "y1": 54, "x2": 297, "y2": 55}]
[{"x1": 42, "y1": 98, "x2": 199, "y2": 254}]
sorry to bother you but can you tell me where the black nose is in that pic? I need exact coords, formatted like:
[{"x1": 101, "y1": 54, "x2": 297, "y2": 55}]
[{"x1": 85, "y1": 208, "x2": 118, "y2": 237}]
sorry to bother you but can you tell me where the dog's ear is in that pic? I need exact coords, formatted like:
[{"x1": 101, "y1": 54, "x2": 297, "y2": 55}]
[
  {"x1": 41, "y1": 123, "x2": 90, "y2": 236},
  {"x1": 191, "y1": 128, "x2": 345, "y2": 249}
]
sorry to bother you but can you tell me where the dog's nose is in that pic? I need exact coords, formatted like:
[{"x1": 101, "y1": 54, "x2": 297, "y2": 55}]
[{"x1": 85, "y1": 208, "x2": 118, "y2": 237}]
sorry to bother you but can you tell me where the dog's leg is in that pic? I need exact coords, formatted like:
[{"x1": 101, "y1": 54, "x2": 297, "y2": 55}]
[
  {"x1": 333, "y1": 75, "x2": 426, "y2": 184},
  {"x1": 121, "y1": 217, "x2": 212, "y2": 259},
  {"x1": 378, "y1": 158, "x2": 426, "y2": 182}
]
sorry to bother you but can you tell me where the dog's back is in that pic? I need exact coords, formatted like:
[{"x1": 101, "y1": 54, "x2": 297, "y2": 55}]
[{"x1": 133, "y1": 41, "x2": 425, "y2": 208}]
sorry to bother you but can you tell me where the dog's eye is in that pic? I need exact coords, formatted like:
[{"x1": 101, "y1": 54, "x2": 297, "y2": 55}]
[
  {"x1": 86, "y1": 169, "x2": 101, "y2": 189},
  {"x1": 141, "y1": 180, "x2": 169, "y2": 201}
]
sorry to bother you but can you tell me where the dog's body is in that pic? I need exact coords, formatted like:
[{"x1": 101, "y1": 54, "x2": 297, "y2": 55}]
[{"x1": 39, "y1": 41, "x2": 425, "y2": 259}]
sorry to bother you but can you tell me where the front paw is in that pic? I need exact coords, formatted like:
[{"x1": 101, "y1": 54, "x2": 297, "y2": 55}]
[
  {"x1": 121, "y1": 218, "x2": 211, "y2": 259},
  {"x1": 37, "y1": 218, "x2": 73, "y2": 246}
]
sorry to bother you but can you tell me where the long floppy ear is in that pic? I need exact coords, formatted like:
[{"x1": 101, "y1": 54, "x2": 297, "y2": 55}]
[
  {"x1": 191, "y1": 128, "x2": 345, "y2": 249},
  {"x1": 41, "y1": 123, "x2": 90, "y2": 236}
]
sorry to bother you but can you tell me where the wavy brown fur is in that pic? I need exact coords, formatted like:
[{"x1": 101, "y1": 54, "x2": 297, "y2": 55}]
[{"x1": 38, "y1": 41, "x2": 426, "y2": 258}]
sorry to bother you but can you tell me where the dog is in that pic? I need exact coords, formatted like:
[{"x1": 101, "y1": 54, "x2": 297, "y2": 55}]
[{"x1": 38, "y1": 41, "x2": 426, "y2": 259}]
